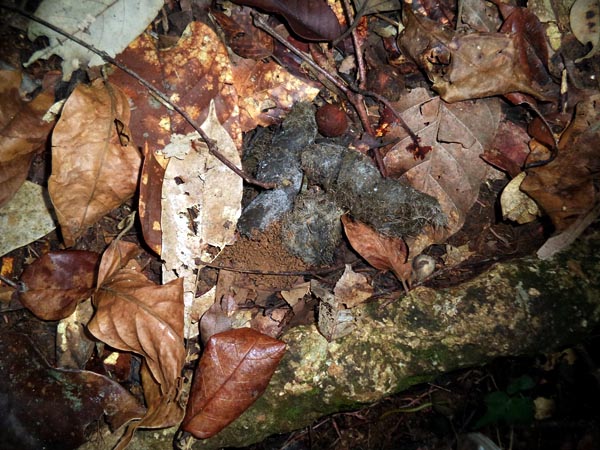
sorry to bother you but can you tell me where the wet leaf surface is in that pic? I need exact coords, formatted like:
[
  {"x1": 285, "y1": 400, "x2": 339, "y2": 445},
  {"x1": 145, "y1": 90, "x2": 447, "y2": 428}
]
[
  {"x1": 19, "y1": 250, "x2": 99, "y2": 321},
  {"x1": 181, "y1": 327, "x2": 286, "y2": 439},
  {"x1": 0, "y1": 330, "x2": 145, "y2": 450}
]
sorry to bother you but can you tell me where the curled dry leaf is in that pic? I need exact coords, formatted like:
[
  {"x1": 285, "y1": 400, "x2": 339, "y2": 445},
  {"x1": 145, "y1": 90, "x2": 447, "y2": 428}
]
[
  {"x1": 18, "y1": 251, "x2": 99, "y2": 321},
  {"x1": 49, "y1": 80, "x2": 141, "y2": 247},
  {"x1": 181, "y1": 327, "x2": 286, "y2": 439},
  {"x1": 89, "y1": 240, "x2": 185, "y2": 428},
  {"x1": 0, "y1": 331, "x2": 145, "y2": 450},
  {"x1": 521, "y1": 95, "x2": 600, "y2": 231},
  {"x1": 0, "y1": 70, "x2": 55, "y2": 208},
  {"x1": 341, "y1": 215, "x2": 411, "y2": 282}
]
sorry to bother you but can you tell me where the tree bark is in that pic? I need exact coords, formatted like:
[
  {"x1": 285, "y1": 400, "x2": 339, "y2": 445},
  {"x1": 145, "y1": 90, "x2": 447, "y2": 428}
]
[{"x1": 126, "y1": 230, "x2": 600, "y2": 450}]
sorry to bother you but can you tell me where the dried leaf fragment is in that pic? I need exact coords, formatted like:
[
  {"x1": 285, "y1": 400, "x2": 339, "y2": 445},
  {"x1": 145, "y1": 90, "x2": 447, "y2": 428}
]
[
  {"x1": 49, "y1": 80, "x2": 141, "y2": 247},
  {"x1": 181, "y1": 327, "x2": 286, "y2": 439},
  {"x1": 0, "y1": 70, "x2": 55, "y2": 208}
]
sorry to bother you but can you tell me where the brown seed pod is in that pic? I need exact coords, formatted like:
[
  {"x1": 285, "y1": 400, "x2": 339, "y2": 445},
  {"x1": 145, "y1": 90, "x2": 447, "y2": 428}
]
[{"x1": 315, "y1": 104, "x2": 348, "y2": 137}]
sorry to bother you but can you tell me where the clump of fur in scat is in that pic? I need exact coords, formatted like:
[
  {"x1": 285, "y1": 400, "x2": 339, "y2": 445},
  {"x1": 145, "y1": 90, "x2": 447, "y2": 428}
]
[
  {"x1": 301, "y1": 143, "x2": 446, "y2": 237},
  {"x1": 237, "y1": 103, "x2": 317, "y2": 236},
  {"x1": 281, "y1": 190, "x2": 344, "y2": 266}
]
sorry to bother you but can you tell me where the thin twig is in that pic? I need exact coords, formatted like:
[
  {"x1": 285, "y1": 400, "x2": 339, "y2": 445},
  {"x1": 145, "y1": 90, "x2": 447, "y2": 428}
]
[
  {"x1": 196, "y1": 259, "x2": 357, "y2": 276},
  {"x1": 2, "y1": 5, "x2": 275, "y2": 190}
]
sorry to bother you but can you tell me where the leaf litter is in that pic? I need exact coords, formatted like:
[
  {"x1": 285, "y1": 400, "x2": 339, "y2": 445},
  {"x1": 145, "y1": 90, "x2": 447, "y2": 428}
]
[{"x1": 1, "y1": 0, "x2": 599, "y2": 448}]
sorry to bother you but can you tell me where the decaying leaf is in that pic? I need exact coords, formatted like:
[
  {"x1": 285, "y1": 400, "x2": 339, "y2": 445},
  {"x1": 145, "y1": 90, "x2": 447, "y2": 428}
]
[
  {"x1": 521, "y1": 94, "x2": 600, "y2": 231},
  {"x1": 383, "y1": 89, "x2": 502, "y2": 255},
  {"x1": 313, "y1": 279, "x2": 356, "y2": 342},
  {"x1": 500, "y1": 172, "x2": 541, "y2": 224},
  {"x1": 18, "y1": 250, "x2": 99, "y2": 321},
  {"x1": 26, "y1": 0, "x2": 164, "y2": 79},
  {"x1": 199, "y1": 294, "x2": 236, "y2": 346},
  {"x1": 212, "y1": 6, "x2": 274, "y2": 59},
  {"x1": 341, "y1": 215, "x2": 411, "y2": 282},
  {"x1": 0, "y1": 70, "x2": 55, "y2": 208},
  {"x1": 399, "y1": 8, "x2": 556, "y2": 102},
  {"x1": 56, "y1": 299, "x2": 96, "y2": 369},
  {"x1": 231, "y1": 57, "x2": 320, "y2": 131},
  {"x1": 231, "y1": 0, "x2": 342, "y2": 41},
  {"x1": 161, "y1": 102, "x2": 243, "y2": 339},
  {"x1": 333, "y1": 264, "x2": 374, "y2": 308},
  {"x1": 0, "y1": 181, "x2": 56, "y2": 257},
  {"x1": 48, "y1": 80, "x2": 141, "y2": 247},
  {"x1": 181, "y1": 327, "x2": 286, "y2": 439},
  {"x1": 89, "y1": 240, "x2": 185, "y2": 431},
  {"x1": 570, "y1": 0, "x2": 600, "y2": 61},
  {"x1": 0, "y1": 331, "x2": 145, "y2": 449}
]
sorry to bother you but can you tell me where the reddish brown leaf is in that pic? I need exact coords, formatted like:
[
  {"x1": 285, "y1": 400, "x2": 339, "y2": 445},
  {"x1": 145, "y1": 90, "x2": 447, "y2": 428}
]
[
  {"x1": 109, "y1": 22, "x2": 240, "y2": 151},
  {"x1": 48, "y1": 80, "x2": 141, "y2": 247},
  {"x1": 231, "y1": 0, "x2": 342, "y2": 41},
  {"x1": 89, "y1": 240, "x2": 185, "y2": 413},
  {"x1": 521, "y1": 95, "x2": 600, "y2": 231},
  {"x1": 212, "y1": 6, "x2": 274, "y2": 59},
  {"x1": 18, "y1": 251, "x2": 99, "y2": 321},
  {"x1": 181, "y1": 327, "x2": 286, "y2": 439},
  {"x1": 0, "y1": 70, "x2": 55, "y2": 208},
  {"x1": 341, "y1": 215, "x2": 409, "y2": 281},
  {"x1": 0, "y1": 331, "x2": 145, "y2": 449}
]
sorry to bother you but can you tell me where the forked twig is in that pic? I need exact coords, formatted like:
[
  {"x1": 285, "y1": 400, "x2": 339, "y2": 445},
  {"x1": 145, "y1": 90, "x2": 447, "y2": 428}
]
[{"x1": 1, "y1": 5, "x2": 275, "y2": 190}]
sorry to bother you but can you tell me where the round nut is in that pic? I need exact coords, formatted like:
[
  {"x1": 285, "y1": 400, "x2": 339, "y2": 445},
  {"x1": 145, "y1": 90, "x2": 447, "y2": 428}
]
[{"x1": 315, "y1": 104, "x2": 348, "y2": 137}]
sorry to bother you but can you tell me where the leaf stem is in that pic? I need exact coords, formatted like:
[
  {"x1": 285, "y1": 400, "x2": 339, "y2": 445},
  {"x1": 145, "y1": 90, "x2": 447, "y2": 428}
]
[{"x1": 1, "y1": 5, "x2": 275, "y2": 190}]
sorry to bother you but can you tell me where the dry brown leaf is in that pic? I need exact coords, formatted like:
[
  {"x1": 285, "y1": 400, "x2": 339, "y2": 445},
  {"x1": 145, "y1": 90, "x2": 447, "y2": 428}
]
[
  {"x1": 333, "y1": 264, "x2": 374, "y2": 309},
  {"x1": 399, "y1": 8, "x2": 555, "y2": 102},
  {"x1": 383, "y1": 90, "x2": 502, "y2": 255},
  {"x1": 89, "y1": 240, "x2": 185, "y2": 406},
  {"x1": 312, "y1": 280, "x2": 356, "y2": 342},
  {"x1": 0, "y1": 70, "x2": 55, "y2": 208},
  {"x1": 341, "y1": 215, "x2": 410, "y2": 282},
  {"x1": 49, "y1": 80, "x2": 141, "y2": 247},
  {"x1": 181, "y1": 327, "x2": 286, "y2": 439},
  {"x1": 18, "y1": 250, "x2": 99, "y2": 321},
  {"x1": 521, "y1": 94, "x2": 600, "y2": 231}
]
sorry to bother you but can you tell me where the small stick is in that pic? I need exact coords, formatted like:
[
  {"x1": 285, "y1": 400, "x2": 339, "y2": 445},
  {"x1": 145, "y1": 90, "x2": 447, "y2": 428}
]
[
  {"x1": 2, "y1": 5, "x2": 275, "y2": 190},
  {"x1": 196, "y1": 259, "x2": 357, "y2": 276}
]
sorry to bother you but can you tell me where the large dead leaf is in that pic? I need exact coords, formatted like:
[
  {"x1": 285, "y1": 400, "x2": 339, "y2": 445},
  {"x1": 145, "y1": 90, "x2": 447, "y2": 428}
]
[
  {"x1": 26, "y1": 0, "x2": 164, "y2": 79},
  {"x1": 181, "y1": 327, "x2": 286, "y2": 439},
  {"x1": 383, "y1": 89, "x2": 502, "y2": 254},
  {"x1": 341, "y1": 215, "x2": 410, "y2": 282},
  {"x1": 0, "y1": 330, "x2": 145, "y2": 450},
  {"x1": 399, "y1": 8, "x2": 556, "y2": 102},
  {"x1": 0, "y1": 70, "x2": 55, "y2": 208},
  {"x1": 89, "y1": 240, "x2": 185, "y2": 426},
  {"x1": 161, "y1": 102, "x2": 243, "y2": 339},
  {"x1": 521, "y1": 94, "x2": 600, "y2": 231},
  {"x1": 48, "y1": 80, "x2": 141, "y2": 247},
  {"x1": 18, "y1": 250, "x2": 99, "y2": 321},
  {"x1": 313, "y1": 280, "x2": 356, "y2": 342},
  {"x1": 231, "y1": 0, "x2": 342, "y2": 41}
]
